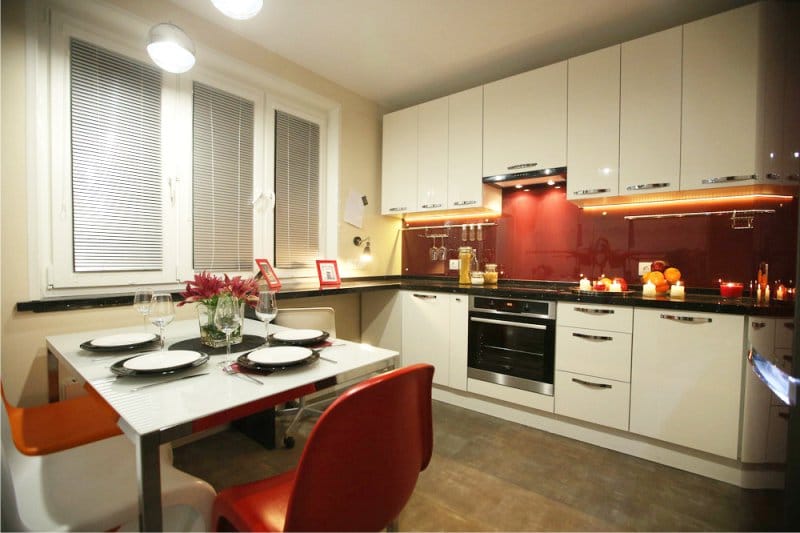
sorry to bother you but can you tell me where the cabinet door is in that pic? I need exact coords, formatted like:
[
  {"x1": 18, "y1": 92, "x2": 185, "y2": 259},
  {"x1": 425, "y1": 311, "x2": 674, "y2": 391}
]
[
  {"x1": 483, "y1": 61, "x2": 567, "y2": 177},
  {"x1": 781, "y1": 2, "x2": 800, "y2": 183},
  {"x1": 417, "y1": 97, "x2": 448, "y2": 211},
  {"x1": 567, "y1": 45, "x2": 620, "y2": 200},
  {"x1": 680, "y1": 3, "x2": 761, "y2": 190},
  {"x1": 448, "y1": 87, "x2": 484, "y2": 209},
  {"x1": 741, "y1": 318, "x2": 776, "y2": 463},
  {"x1": 765, "y1": 406, "x2": 790, "y2": 462},
  {"x1": 401, "y1": 291, "x2": 450, "y2": 385},
  {"x1": 630, "y1": 309, "x2": 744, "y2": 459},
  {"x1": 448, "y1": 294, "x2": 468, "y2": 391},
  {"x1": 381, "y1": 107, "x2": 418, "y2": 215},
  {"x1": 619, "y1": 27, "x2": 681, "y2": 195}
]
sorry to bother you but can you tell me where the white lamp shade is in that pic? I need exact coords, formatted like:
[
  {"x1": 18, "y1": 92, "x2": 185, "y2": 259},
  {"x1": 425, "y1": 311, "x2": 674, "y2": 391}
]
[
  {"x1": 147, "y1": 23, "x2": 196, "y2": 74},
  {"x1": 211, "y1": 0, "x2": 263, "y2": 20}
]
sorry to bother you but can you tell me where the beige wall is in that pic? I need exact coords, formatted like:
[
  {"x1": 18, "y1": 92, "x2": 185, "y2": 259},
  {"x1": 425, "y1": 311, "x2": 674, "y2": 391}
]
[{"x1": 0, "y1": 0, "x2": 399, "y2": 405}]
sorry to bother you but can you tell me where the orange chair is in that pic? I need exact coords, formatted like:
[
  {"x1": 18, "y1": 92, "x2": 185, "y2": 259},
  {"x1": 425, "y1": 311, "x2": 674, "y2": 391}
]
[
  {"x1": 1, "y1": 383, "x2": 121, "y2": 455},
  {"x1": 211, "y1": 363, "x2": 435, "y2": 532}
]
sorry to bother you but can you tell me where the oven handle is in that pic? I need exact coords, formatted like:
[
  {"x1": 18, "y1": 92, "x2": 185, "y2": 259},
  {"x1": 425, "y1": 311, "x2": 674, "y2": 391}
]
[{"x1": 470, "y1": 317, "x2": 547, "y2": 330}]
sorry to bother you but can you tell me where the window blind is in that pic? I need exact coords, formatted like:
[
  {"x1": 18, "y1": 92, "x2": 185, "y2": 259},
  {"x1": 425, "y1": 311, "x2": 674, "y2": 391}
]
[
  {"x1": 70, "y1": 39, "x2": 163, "y2": 272},
  {"x1": 274, "y1": 110, "x2": 320, "y2": 268},
  {"x1": 192, "y1": 82, "x2": 255, "y2": 271}
]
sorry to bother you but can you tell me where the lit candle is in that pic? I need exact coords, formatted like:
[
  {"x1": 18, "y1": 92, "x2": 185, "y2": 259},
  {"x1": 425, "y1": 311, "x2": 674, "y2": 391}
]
[
  {"x1": 670, "y1": 281, "x2": 685, "y2": 299},
  {"x1": 579, "y1": 277, "x2": 591, "y2": 291},
  {"x1": 643, "y1": 280, "x2": 656, "y2": 297},
  {"x1": 776, "y1": 284, "x2": 786, "y2": 300},
  {"x1": 609, "y1": 280, "x2": 622, "y2": 292}
]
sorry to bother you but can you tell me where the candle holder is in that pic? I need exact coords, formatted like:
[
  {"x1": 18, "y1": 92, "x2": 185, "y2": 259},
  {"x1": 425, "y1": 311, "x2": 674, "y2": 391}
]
[{"x1": 719, "y1": 282, "x2": 743, "y2": 298}]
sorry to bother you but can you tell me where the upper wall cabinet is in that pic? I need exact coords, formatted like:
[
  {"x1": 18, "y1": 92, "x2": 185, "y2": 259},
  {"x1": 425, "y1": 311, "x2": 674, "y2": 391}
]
[
  {"x1": 483, "y1": 61, "x2": 567, "y2": 178},
  {"x1": 618, "y1": 27, "x2": 682, "y2": 195},
  {"x1": 680, "y1": 2, "x2": 784, "y2": 190},
  {"x1": 381, "y1": 106, "x2": 418, "y2": 215},
  {"x1": 417, "y1": 96, "x2": 449, "y2": 211},
  {"x1": 566, "y1": 46, "x2": 620, "y2": 200},
  {"x1": 781, "y1": 2, "x2": 800, "y2": 183}
]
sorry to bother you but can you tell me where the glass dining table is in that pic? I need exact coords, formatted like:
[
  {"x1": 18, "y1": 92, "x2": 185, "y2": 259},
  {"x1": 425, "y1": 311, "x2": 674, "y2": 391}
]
[{"x1": 45, "y1": 318, "x2": 399, "y2": 531}]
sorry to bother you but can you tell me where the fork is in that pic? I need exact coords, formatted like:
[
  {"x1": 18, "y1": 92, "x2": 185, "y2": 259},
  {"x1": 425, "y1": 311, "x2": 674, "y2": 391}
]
[{"x1": 223, "y1": 364, "x2": 263, "y2": 385}]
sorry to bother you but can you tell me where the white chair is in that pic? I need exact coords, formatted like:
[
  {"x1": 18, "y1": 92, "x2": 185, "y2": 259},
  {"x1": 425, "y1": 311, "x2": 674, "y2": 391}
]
[{"x1": 1, "y1": 404, "x2": 217, "y2": 531}]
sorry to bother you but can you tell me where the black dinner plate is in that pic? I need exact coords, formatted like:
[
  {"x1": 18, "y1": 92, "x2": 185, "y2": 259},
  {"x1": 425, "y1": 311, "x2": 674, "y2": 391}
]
[
  {"x1": 267, "y1": 330, "x2": 329, "y2": 347},
  {"x1": 81, "y1": 334, "x2": 161, "y2": 353},
  {"x1": 110, "y1": 351, "x2": 209, "y2": 377},
  {"x1": 237, "y1": 351, "x2": 319, "y2": 372}
]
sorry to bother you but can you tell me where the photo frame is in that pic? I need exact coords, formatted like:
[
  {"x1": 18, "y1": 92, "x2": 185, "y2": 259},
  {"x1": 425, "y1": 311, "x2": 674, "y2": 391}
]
[
  {"x1": 255, "y1": 258, "x2": 281, "y2": 290},
  {"x1": 316, "y1": 260, "x2": 341, "y2": 286}
]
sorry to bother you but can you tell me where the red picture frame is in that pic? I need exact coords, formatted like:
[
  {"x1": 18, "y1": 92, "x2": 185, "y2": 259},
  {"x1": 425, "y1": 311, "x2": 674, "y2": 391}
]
[
  {"x1": 255, "y1": 258, "x2": 281, "y2": 290},
  {"x1": 316, "y1": 260, "x2": 341, "y2": 286}
]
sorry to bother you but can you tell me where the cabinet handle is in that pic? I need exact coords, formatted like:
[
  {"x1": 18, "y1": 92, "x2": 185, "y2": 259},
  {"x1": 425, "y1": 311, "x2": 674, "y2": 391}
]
[
  {"x1": 573, "y1": 188, "x2": 611, "y2": 196},
  {"x1": 412, "y1": 293, "x2": 437, "y2": 300},
  {"x1": 452, "y1": 200, "x2": 477, "y2": 206},
  {"x1": 784, "y1": 322, "x2": 794, "y2": 330},
  {"x1": 572, "y1": 332, "x2": 614, "y2": 342},
  {"x1": 572, "y1": 378, "x2": 612, "y2": 389},
  {"x1": 784, "y1": 355, "x2": 793, "y2": 363},
  {"x1": 778, "y1": 412, "x2": 789, "y2": 421},
  {"x1": 507, "y1": 163, "x2": 538, "y2": 170},
  {"x1": 660, "y1": 314, "x2": 712, "y2": 324},
  {"x1": 766, "y1": 173, "x2": 781, "y2": 180},
  {"x1": 421, "y1": 203, "x2": 443, "y2": 209},
  {"x1": 388, "y1": 207, "x2": 407, "y2": 212},
  {"x1": 751, "y1": 322, "x2": 767, "y2": 329},
  {"x1": 787, "y1": 175, "x2": 799, "y2": 182},
  {"x1": 574, "y1": 307, "x2": 614, "y2": 315},
  {"x1": 626, "y1": 182, "x2": 671, "y2": 191},
  {"x1": 701, "y1": 175, "x2": 757, "y2": 184}
]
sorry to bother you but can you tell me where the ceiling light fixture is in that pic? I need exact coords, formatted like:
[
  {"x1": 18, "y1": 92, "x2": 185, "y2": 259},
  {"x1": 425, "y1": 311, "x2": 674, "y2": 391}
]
[
  {"x1": 146, "y1": 23, "x2": 196, "y2": 73},
  {"x1": 211, "y1": 0, "x2": 263, "y2": 20}
]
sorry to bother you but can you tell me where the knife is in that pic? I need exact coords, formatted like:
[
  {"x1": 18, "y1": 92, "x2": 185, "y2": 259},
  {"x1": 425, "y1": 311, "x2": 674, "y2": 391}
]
[{"x1": 130, "y1": 372, "x2": 209, "y2": 392}]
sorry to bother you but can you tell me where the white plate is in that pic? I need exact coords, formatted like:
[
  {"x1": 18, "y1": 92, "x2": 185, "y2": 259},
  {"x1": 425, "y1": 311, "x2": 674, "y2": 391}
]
[
  {"x1": 123, "y1": 350, "x2": 203, "y2": 371},
  {"x1": 247, "y1": 346, "x2": 314, "y2": 365},
  {"x1": 271, "y1": 329, "x2": 325, "y2": 342},
  {"x1": 91, "y1": 332, "x2": 158, "y2": 347}
]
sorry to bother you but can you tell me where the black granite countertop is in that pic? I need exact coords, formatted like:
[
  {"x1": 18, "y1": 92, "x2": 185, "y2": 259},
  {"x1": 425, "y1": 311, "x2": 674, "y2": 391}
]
[{"x1": 16, "y1": 276, "x2": 795, "y2": 317}]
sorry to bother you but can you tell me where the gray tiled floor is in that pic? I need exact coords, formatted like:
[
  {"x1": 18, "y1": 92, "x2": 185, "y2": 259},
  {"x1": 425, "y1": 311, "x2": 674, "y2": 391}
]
[{"x1": 173, "y1": 400, "x2": 785, "y2": 531}]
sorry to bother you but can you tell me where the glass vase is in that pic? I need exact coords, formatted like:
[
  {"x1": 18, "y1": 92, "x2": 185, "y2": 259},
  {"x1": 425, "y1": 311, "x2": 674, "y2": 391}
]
[{"x1": 197, "y1": 300, "x2": 244, "y2": 348}]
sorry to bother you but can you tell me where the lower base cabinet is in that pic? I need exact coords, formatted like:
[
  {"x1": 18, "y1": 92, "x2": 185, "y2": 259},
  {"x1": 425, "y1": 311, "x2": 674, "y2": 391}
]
[{"x1": 554, "y1": 371, "x2": 630, "y2": 431}]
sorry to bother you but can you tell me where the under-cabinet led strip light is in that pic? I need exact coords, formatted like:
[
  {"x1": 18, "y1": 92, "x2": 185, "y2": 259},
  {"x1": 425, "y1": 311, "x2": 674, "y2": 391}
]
[{"x1": 581, "y1": 193, "x2": 794, "y2": 211}]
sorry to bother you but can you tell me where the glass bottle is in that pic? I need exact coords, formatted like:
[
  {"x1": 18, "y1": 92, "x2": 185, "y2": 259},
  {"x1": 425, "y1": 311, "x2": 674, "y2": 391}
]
[
  {"x1": 458, "y1": 247, "x2": 472, "y2": 284},
  {"x1": 476, "y1": 224, "x2": 483, "y2": 241}
]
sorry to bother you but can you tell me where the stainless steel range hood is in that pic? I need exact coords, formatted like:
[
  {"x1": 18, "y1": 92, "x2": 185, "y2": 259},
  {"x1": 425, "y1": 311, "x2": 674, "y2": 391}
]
[{"x1": 482, "y1": 166, "x2": 567, "y2": 188}]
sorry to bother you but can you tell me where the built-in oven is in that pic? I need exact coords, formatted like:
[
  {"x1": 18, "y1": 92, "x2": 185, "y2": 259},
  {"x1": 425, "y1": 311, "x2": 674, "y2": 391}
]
[{"x1": 467, "y1": 295, "x2": 557, "y2": 395}]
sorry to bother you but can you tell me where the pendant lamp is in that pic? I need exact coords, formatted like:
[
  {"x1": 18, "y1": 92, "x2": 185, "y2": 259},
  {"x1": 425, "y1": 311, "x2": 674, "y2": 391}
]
[
  {"x1": 146, "y1": 23, "x2": 196, "y2": 74},
  {"x1": 211, "y1": 0, "x2": 263, "y2": 20}
]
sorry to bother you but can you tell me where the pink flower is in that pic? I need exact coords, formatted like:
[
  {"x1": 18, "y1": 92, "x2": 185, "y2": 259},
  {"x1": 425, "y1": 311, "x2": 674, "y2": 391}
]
[{"x1": 178, "y1": 271, "x2": 259, "y2": 307}]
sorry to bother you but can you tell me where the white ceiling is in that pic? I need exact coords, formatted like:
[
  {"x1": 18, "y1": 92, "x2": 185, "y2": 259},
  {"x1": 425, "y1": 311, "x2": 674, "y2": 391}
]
[{"x1": 169, "y1": 0, "x2": 752, "y2": 111}]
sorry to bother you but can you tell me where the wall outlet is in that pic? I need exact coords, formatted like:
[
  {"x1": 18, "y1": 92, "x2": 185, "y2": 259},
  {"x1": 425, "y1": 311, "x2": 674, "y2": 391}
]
[
  {"x1": 449, "y1": 259, "x2": 460, "y2": 270},
  {"x1": 638, "y1": 262, "x2": 651, "y2": 276}
]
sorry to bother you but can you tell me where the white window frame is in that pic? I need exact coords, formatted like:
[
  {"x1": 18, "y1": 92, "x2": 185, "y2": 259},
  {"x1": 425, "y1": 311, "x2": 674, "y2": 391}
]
[{"x1": 26, "y1": 0, "x2": 341, "y2": 299}]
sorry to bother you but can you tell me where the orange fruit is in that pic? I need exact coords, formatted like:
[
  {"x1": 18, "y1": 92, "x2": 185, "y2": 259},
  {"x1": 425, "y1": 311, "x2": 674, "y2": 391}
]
[
  {"x1": 647, "y1": 271, "x2": 665, "y2": 286},
  {"x1": 655, "y1": 282, "x2": 669, "y2": 294},
  {"x1": 664, "y1": 267, "x2": 681, "y2": 284}
]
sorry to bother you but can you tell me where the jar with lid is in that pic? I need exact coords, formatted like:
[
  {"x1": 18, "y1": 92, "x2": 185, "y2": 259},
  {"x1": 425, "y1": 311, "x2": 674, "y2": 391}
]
[
  {"x1": 484, "y1": 264, "x2": 498, "y2": 285},
  {"x1": 458, "y1": 247, "x2": 473, "y2": 284}
]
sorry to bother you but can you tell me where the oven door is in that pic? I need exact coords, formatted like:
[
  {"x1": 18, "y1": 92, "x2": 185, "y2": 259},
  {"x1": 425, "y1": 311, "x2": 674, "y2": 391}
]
[{"x1": 468, "y1": 311, "x2": 555, "y2": 395}]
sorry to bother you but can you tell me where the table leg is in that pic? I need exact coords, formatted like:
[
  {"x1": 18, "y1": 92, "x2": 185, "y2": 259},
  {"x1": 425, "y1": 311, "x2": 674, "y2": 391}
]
[
  {"x1": 136, "y1": 430, "x2": 163, "y2": 531},
  {"x1": 47, "y1": 349, "x2": 60, "y2": 403}
]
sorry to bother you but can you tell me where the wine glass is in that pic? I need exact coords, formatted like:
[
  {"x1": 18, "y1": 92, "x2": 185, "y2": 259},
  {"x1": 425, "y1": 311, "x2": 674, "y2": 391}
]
[
  {"x1": 133, "y1": 288, "x2": 154, "y2": 330},
  {"x1": 255, "y1": 291, "x2": 278, "y2": 339},
  {"x1": 214, "y1": 294, "x2": 242, "y2": 367},
  {"x1": 149, "y1": 293, "x2": 175, "y2": 350}
]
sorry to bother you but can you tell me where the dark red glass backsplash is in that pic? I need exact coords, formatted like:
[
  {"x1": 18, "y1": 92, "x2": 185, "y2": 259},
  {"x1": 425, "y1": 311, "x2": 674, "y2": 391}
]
[{"x1": 402, "y1": 188, "x2": 797, "y2": 289}]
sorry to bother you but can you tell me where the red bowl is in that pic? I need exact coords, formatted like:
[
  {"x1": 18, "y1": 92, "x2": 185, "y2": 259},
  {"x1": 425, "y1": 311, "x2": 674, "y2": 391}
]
[{"x1": 719, "y1": 282, "x2": 743, "y2": 298}]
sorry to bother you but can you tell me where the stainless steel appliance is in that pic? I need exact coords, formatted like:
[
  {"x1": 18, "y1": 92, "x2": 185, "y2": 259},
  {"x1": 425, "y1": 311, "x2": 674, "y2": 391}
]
[{"x1": 468, "y1": 295, "x2": 556, "y2": 395}]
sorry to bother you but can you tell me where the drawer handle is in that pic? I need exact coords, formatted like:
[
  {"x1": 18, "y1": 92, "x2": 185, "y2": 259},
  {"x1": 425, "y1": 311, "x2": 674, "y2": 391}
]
[
  {"x1": 507, "y1": 162, "x2": 538, "y2": 170},
  {"x1": 573, "y1": 188, "x2": 611, "y2": 196},
  {"x1": 766, "y1": 173, "x2": 781, "y2": 180},
  {"x1": 787, "y1": 175, "x2": 800, "y2": 182},
  {"x1": 784, "y1": 322, "x2": 794, "y2": 330},
  {"x1": 421, "y1": 203, "x2": 443, "y2": 209},
  {"x1": 412, "y1": 293, "x2": 437, "y2": 300},
  {"x1": 572, "y1": 332, "x2": 614, "y2": 342},
  {"x1": 626, "y1": 182, "x2": 671, "y2": 191},
  {"x1": 751, "y1": 322, "x2": 767, "y2": 329},
  {"x1": 778, "y1": 412, "x2": 789, "y2": 420},
  {"x1": 388, "y1": 207, "x2": 407, "y2": 212},
  {"x1": 572, "y1": 378, "x2": 612, "y2": 389},
  {"x1": 574, "y1": 307, "x2": 614, "y2": 315},
  {"x1": 701, "y1": 175, "x2": 757, "y2": 184},
  {"x1": 452, "y1": 200, "x2": 477, "y2": 206},
  {"x1": 660, "y1": 314, "x2": 712, "y2": 324},
  {"x1": 784, "y1": 355, "x2": 793, "y2": 363}
]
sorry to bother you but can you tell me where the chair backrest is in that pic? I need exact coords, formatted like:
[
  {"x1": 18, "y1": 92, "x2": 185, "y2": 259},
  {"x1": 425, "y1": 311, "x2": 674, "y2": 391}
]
[
  {"x1": 273, "y1": 307, "x2": 336, "y2": 337},
  {"x1": 284, "y1": 363, "x2": 434, "y2": 532}
]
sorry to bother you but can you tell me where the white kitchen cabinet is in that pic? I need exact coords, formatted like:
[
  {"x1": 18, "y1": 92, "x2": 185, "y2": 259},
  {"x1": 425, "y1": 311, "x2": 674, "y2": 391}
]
[
  {"x1": 740, "y1": 317, "x2": 776, "y2": 463},
  {"x1": 483, "y1": 61, "x2": 567, "y2": 177},
  {"x1": 566, "y1": 45, "x2": 620, "y2": 200},
  {"x1": 680, "y1": 2, "x2": 782, "y2": 190},
  {"x1": 619, "y1": 27, "x2": 682, "y2": 195},
  {"x1": 765, "y1": 406, "x2": 790, "y2": 463},
  {"x1": 417, "y1": 97, "x2": 449, "y2": 211},
  {"x1": 781, "y1": 2, "x2": 800, "y2": 183},
  {"x1": 630, "y1": 308, "x2": 744, "y2": 459},
  {"x1": 381, "y1": 106, "x2": 418, "y2": 215},
  {"x1": 401, "y1": 291, "x2": 467, "y2": 390},
  {"x1": 555, "y1": 372, "x2": 630, "y2": 431}
]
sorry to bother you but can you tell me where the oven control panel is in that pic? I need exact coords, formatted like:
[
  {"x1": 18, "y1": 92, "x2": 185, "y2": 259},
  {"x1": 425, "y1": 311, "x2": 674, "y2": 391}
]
[{"x1": 470, "y1": 296, "x2": 556, "y2": 320}]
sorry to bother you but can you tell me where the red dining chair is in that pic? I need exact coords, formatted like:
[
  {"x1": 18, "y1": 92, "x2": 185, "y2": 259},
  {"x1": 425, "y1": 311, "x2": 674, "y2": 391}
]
[{"x1": 211, "y1": 363, "x2": 435, "y2": 532}]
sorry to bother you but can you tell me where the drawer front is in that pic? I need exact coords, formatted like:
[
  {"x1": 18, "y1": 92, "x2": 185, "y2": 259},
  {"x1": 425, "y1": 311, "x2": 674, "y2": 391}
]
[
  {"x1": 555, "y1": 371, "x2": 630, "y2": 431},
  {"x1": 765, "y1": 405, "x2": 790, "y2": 463},
  {"x1": 775, "y1": 319, "x2": 794, "y2": 350},
  {"x1": 557, "y1": 303, "x2": 632, "y2": 333},
  {"x1": 556, "y1": 327, "x2": 632, "y2": 382}
]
